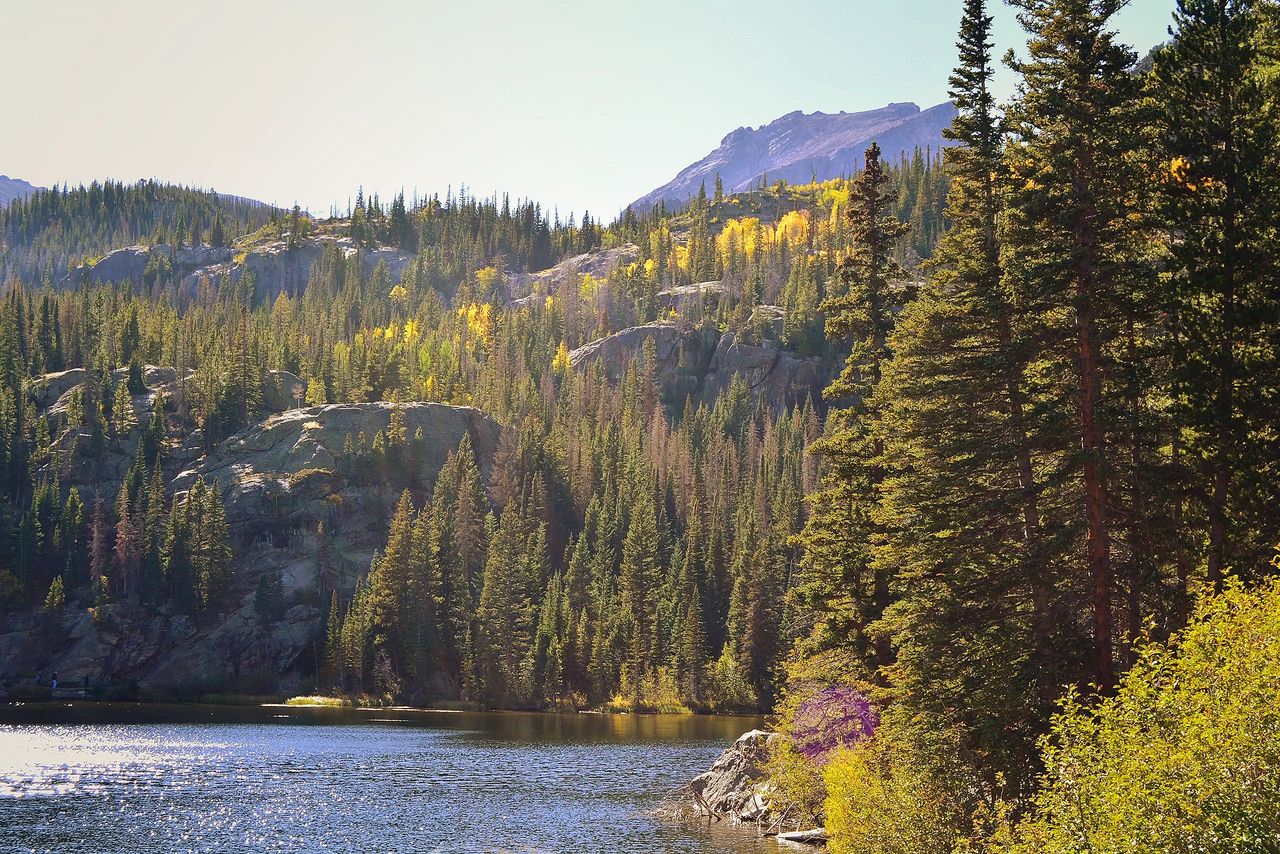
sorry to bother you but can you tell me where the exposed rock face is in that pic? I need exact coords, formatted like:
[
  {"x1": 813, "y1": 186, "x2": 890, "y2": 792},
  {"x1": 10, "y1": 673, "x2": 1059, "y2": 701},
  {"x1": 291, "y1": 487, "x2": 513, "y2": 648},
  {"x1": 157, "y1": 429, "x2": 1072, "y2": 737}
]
[
  {"x1": 60, "y1": 237, "x2": 414, "y2": 304},
  {"x1": 2, "y1": 370, "x2": 501, "y2": 696},
  {"x1": 706, "y1": 330, "x2": 828, "y2": 406},
  {"x1": 569, "y1": 322, "x2": 830, "y2": 409},
  {"x1": 506, "y1": 243, "x2": 640, "y2": 304},
  {"x1": 569, "y1": 322, "x2": 717, "y2": 391},
  {"x1": 632, "y1": 101, "x2": 958, "y2": 212},
  {"x1": 690, "y1": 729, "x2": 777, "y2": 822},
  {"x1": 263, "y1": 370, "x2": 306, "y2": 412},
  {"x1": 173, "y1": 402, "x2": 500, "y2": 548},
  {"x1": 658, "y1": 280, "x2": 727, "y2": 313}
]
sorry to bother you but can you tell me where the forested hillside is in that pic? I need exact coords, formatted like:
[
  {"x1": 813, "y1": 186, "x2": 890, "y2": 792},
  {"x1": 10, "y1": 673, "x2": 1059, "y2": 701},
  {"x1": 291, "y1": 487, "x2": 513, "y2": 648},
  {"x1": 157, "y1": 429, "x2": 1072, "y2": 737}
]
[
  {"x1": 0, "y1": 180, "x2": 275, "y2": 285},
  {"x1": 0, "y1": 154, "x2": 945, "y2": 713}
]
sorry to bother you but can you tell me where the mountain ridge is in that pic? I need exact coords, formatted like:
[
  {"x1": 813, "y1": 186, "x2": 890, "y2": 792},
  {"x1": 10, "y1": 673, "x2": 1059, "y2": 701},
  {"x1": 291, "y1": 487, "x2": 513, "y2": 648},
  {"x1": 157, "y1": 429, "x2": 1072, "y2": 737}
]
[
  {"x1": 631, "y1": 101, "x2": 957, "y2": 212},
  {"x1": 0, "y1": 175, "x2": 41, "y2": 207}
]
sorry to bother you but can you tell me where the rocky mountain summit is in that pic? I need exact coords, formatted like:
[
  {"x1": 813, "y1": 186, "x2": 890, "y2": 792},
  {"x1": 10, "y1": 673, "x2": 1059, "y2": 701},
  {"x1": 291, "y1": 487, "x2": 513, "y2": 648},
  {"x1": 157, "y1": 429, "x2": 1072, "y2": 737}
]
[{"x1": 632, "y1": 101, "x2": 956, "y2": 212}]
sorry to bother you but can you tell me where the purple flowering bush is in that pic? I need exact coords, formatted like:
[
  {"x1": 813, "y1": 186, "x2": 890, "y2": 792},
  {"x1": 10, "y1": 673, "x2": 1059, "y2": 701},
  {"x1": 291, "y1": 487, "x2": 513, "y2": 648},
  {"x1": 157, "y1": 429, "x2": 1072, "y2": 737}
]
[
  {"x1": 764, "y1": 683, "x2": 880, "y2": 826},
  {"x1": 790, "y1": 685, "x2": 879, "y2": 762}
]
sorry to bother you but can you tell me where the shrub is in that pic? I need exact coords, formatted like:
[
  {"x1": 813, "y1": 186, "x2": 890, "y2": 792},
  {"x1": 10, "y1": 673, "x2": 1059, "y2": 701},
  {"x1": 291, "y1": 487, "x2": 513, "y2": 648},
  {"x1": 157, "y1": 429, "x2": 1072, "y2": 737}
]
[
  {"x1": 762, "y1": 649, "x2": 883, "y2": 825},
  {"x1": 1009, "y1": 577, "x2": 1280, "y2": 853},
  {"x1": 791, "y1": 685, "x2": 878, "y2": 761},
  {"x1": 606, "y1": 667, "x2": 692, "y2": 714},
  {"x1": 286, "y1": 467, "x2": 334, "y2": 491},
  {"x1": 765, "y1": 735, "x2": 828, "y2": 826},
  {"x1": 824, "y1": 727, "x2": 970, "y2": 854}
]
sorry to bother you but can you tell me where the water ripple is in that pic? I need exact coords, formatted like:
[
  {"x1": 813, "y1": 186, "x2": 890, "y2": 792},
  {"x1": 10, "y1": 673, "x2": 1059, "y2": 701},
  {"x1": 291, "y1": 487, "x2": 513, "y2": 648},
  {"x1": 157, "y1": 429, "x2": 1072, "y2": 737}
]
[{"x1": 0, "y1": 710, "x2": 776, "y2": 853}]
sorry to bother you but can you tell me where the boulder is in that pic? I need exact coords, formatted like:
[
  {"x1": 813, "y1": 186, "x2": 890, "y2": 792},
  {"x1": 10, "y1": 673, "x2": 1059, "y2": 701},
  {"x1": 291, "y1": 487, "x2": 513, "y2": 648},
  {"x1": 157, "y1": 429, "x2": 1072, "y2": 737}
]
[
  {"x1": 263, "y1": 370, "x2": 306, "y2": 412},
  {"x1": 689, "y1": 729, "x2": 777, "y2": 821}
]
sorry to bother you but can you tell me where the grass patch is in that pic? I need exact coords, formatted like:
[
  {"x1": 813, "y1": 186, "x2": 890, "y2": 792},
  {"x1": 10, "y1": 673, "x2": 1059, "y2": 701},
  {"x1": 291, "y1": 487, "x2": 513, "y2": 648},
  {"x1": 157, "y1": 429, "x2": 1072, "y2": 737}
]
[{"x1": 283, "y1": 695, "x2": 353, "y2": 707}]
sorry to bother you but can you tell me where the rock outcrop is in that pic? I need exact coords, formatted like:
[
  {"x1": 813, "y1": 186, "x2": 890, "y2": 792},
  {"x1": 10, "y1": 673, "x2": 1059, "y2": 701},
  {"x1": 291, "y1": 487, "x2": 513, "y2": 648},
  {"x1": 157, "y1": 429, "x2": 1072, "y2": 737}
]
[
  {"x1": 658, "y1": 280, "x2": 727, "y2": 313},
  {"x1": 262, "y1": 370, "x2": 306, "y2": 412},
  {"x1": 60, "y1": 236, "x2": 414, "y2": 304},
  {"x1": 2, "y1": 368, "x2": 501, "y2": 696},
  {"x1": 689, "y1": 729, "x2": 777, "y2": 822},
  {"x1": 569, "y1": 322, "x2": 830, "y2": 409},
  {"x1": 506, "y1": 243, "x2": 640, "y2": 304},
  {"x1": 173, "y1": 401, "x2": 500, "y2": 548}
]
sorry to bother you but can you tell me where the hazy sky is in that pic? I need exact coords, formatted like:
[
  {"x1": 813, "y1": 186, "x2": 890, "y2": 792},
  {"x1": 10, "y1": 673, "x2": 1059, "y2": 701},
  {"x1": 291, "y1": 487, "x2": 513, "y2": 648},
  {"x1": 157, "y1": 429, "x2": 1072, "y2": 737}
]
[{"x1": 6, "y1": 0, "x2": 1173, "y2": 219}]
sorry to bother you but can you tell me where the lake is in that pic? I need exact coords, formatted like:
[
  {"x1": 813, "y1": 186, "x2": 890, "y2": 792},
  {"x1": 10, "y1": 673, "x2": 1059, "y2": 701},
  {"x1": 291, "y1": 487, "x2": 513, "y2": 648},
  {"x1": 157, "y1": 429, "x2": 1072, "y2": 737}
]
[{"x1": 0, "y1": 703, "x2": 777, "y2": 853}]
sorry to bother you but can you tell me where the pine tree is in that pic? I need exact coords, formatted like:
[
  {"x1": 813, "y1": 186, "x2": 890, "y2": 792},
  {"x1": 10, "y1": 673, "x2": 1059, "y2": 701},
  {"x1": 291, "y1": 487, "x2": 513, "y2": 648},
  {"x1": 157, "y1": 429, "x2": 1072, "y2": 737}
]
[
  {"x1": 619, "y1": 492, "x2": 660, "y2": 696},
  {"x1": 368, "y1": 490, "x2": 419, "y2": 693},
  {"x1": 322, "y1": 589, "x2": 342, "y2": 691},
  {"x1": 795, "y1": 142, "x2": 909, "y2": 675},
  {"x1": 1154, "y1": 0, "x2": 1280, "y2": 586},
  {"x1": 475, "y1": 508, "x2": 533, "y2": 706},
  {"x1": 89, "y1": 496, "x2": 109, "y2": 596},
  {"x1": 1002, "y1": 0, "x2": 1148, "y2": 690},
  {"x1": 43, "y1": 575, "x2": 64, "y2": 613},
  {"x1": 870, "y1": 0, "x2": 1063, "y2": 795}
]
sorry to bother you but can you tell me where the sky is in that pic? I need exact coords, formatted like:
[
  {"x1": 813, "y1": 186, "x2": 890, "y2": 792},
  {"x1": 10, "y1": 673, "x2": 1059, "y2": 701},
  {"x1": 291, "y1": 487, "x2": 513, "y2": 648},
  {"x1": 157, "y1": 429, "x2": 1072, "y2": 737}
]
[{"x1": 4, "y1": 0, "x2": 1174, "y2": 220}]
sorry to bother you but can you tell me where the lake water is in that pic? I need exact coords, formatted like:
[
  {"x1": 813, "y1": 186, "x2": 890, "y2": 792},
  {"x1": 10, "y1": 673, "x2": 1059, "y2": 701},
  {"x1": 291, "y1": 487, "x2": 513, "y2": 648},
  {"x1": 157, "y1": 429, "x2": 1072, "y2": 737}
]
[{"x1": 0, "y1": 704, "x2": 777, "y2": 853}]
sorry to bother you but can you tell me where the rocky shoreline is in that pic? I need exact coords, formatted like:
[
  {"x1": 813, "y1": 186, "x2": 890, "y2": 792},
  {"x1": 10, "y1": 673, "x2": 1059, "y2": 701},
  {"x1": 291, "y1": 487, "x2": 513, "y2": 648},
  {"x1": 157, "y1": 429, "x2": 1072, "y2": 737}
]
[{"x1": 685, "y1": 729, "x2": 827, "y2": 847}]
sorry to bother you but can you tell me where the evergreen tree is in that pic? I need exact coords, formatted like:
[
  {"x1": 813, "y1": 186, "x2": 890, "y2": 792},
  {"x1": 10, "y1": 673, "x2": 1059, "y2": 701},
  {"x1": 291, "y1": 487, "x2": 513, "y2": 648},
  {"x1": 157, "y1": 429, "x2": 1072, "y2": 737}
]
[
  {"x1": 871, "y1": 0, "x2": 1061, "y2": 796},
  {"x1": 1154, "y1": 0, "x2": 1280, "y2": 586},
  {"x1": 795, "y1": 141, "x2": 909, "y2": 675},
  {"x1": 1002, "y1": 0, "x2": 1148, "y2": 690}
]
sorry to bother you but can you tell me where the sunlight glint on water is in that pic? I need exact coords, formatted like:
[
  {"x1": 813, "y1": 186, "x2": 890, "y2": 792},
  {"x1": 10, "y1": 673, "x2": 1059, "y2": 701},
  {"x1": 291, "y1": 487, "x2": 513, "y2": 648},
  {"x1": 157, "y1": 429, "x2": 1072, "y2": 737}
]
[{"x1": 0, "y1": 706, "x2": 776, "y2": 853}]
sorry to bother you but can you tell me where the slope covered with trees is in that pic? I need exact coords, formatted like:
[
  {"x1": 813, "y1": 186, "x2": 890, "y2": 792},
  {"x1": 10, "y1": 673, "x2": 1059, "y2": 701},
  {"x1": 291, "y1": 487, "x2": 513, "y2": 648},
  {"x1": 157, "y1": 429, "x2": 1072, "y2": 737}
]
[
  {"x1": 0, "y1": 180, "x2": 277, "y2": 285},
  {"x1": 0, "y1": 154, "x2": 941, "y2": 712}
]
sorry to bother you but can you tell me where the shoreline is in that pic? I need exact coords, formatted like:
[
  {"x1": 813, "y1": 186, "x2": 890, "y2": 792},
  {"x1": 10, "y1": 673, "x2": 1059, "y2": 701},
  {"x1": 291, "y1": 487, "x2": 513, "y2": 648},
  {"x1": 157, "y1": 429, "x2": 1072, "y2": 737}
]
[{"x1": 0, "y1": 695, "x2": 766, "y2": 720}]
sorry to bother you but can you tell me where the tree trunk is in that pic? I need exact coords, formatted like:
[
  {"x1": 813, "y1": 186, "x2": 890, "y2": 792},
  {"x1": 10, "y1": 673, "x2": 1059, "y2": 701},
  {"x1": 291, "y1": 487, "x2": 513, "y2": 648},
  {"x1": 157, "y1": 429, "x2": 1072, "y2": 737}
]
[
  {"x1": 1207, "y1": 196, "x2": 1237, "y2": 590},
  {"x1": 1077, "y1": 285, "x2": 1114, "y2": 690}
]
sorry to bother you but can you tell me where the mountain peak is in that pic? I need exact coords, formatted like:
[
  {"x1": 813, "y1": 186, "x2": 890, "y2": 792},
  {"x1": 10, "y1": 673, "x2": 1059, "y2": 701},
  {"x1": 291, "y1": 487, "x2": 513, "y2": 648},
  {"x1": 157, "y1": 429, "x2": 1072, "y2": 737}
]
[{"x1": 632, "y1": 101, "x2": 955, "y2": 212}]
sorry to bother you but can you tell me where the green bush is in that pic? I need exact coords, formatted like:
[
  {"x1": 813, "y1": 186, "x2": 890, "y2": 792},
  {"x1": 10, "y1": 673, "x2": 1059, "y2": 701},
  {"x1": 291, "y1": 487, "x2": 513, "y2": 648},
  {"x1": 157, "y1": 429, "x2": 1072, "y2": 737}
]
[
  {"x1": 1009, "y1": 578, "x2": 1280, "y2": 853},
  {"x1": 764, "y1": 735, "x2": 828, "y2": 827},
  {"x1": 823, "y1": 722, "x2": 972, "y2": 854}
]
